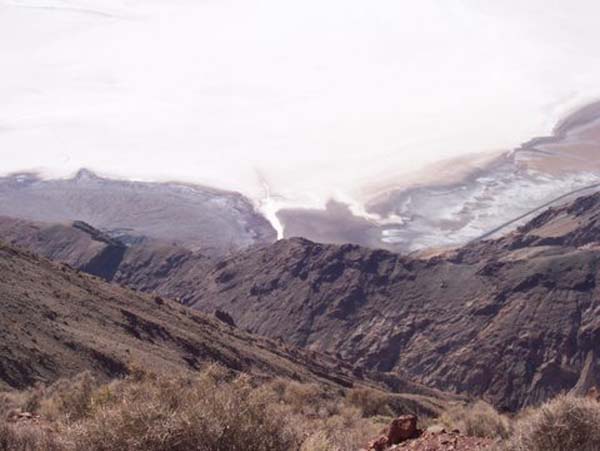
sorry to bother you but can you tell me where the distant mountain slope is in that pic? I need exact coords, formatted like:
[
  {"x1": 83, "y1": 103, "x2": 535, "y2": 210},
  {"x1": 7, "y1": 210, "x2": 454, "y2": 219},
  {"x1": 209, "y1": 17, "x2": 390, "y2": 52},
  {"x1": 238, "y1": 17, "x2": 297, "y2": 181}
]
[
  {"x1": 0, "y1": 169, "x2": 276, "y2": 255},
  {"x1": 182, "y1": 192, "x2": 600, "y2": 411},
  {"x1": 5, "y1": 192, "x2": 600, "y2": 411},
  {"x1": 0, "y1": 239, "x2": 454, "y2": 416},
  {"x1": 0, "y1": 216, "x2": 129, "y2": 281},
  {"x1": 0, "y1": 216, "x2": 212, "y2": 302}
]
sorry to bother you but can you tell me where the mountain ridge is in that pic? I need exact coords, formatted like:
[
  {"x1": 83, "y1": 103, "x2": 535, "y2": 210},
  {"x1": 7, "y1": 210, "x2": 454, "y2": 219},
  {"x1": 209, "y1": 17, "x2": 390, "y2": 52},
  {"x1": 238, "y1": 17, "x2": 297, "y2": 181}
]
[
  {"x1": 185, "y1": 191, "x2": 600, "y2": 410},
  {"x1": 4, "y1": 191, "x2": 600, "y2": 411},
  {"x1": 0, "y1": 237, "x2": 460, "y2": 418},
  {"x1": 0, "y1": 170, "x2": 276, "y2": 255}
]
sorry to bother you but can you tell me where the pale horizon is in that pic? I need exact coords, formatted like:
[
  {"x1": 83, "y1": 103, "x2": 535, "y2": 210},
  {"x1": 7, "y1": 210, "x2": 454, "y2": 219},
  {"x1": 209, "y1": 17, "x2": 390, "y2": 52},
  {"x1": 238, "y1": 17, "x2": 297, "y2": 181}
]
[{"x1": 3, "y1": 0, "x2": 600, "y2": 219}]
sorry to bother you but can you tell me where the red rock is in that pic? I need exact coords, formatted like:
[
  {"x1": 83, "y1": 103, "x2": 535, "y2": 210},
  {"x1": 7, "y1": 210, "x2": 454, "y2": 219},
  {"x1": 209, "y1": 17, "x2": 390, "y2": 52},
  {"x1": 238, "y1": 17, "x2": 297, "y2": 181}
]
[
  {"x1": 368, "y1": 435, "x2": 389, "y2": 451},
  {"x1": 387, "y1": 415, "x2": 419, "y2": 444}
]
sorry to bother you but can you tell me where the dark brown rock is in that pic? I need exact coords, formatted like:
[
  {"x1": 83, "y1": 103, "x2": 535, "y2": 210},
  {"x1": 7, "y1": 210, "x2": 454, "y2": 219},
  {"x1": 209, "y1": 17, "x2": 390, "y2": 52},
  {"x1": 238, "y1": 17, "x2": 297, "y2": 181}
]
[
  {"x1": 387, "y1": 415, "x2": 419, "y2": 444},
  {"x1": 214, "y1": 310, "x2": 236, "y2": 327}
]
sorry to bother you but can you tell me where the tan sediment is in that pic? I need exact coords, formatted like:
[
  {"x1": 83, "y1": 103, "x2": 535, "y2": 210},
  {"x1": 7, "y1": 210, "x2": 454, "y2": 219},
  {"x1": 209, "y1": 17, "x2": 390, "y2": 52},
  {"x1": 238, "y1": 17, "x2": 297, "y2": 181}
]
[
  {"x1": 523, "y1": 127, "x2": 600, "y2": 175},
  {"x1": 364, "y1": 101, "x2": 600, "y2": 211},
  {"x1": 519, "y1": 102, "x2": 600, "y2": 175},
  {"x1": 360, "y1": 149, "x2": 509, "y2": 205}
]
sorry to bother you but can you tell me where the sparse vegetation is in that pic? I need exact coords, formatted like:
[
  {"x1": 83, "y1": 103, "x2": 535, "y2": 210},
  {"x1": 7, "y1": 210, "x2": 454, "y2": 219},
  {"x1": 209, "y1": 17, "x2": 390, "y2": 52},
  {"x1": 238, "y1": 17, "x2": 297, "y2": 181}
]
[
  {"x1": 502, "y1": 394, "x2": 600, "y2": 451},
  {"x1": 0, "y1": 366, "x2": 393, "y2": 451},
  {"x1": 39, "y1": 372, "x2": 97, "y2": 423},
  {"x1": 67, "y1": 371, "x2": 296, "y2": 451},
  {"x1": 420, "y1": 394, "x2": 600, "y2": 450},
  {"x1": 0, "y1": 422, "x2": 61, "y2": 451},
  {"x1": 6, "y1": 365, "x2": 600, "y2": 451},
  {"x1": 439, "y1": 400, "x2": 511, "y2": 439},
  {"x1": 347, "y1": 387, "x2": 394, "y2": 418}
]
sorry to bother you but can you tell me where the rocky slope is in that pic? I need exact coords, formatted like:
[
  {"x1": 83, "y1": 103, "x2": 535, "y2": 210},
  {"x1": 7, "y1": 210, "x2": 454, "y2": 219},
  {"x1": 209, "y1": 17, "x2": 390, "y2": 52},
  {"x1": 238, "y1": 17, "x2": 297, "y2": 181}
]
[
  {"x1": 0, "y1": 169, "x2": 275, "y2": 255},
  {"x1": 0, "y1": 217, "x2": 129, "y2": 280},
  {"x1": 0, "y1": 239, "x2": 454, "y2": 417},
  {"x1": 0, "y1": 216, "x2": 213, "y2": 302},
  {"x1": 5, "y1": 192, "x2": 600, "y2": 411},
  {"x1": 180, "y1": 192, "x2": 600, "y2": 411}
]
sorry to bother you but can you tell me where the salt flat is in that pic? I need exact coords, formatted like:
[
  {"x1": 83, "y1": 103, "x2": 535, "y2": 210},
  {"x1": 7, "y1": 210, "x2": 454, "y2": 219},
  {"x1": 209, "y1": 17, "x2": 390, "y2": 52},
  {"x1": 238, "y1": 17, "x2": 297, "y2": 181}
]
[{"x1": 3, "y1": 0, "x2": 600, "y2": 249}]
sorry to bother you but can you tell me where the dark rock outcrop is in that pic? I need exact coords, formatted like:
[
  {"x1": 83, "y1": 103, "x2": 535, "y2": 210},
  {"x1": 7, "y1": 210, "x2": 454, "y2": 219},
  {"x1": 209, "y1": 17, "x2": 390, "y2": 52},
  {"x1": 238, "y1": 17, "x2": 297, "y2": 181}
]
[{"x1": 214, "y1": 310, "x2": 236, "y2": 327}]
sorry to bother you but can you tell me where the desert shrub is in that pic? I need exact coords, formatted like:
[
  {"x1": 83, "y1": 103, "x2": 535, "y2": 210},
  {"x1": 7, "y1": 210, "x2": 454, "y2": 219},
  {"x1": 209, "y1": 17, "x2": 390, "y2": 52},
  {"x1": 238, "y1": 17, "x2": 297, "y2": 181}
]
[
  {"x1": 503, "y1": 394, "x2": 600, "y2": 451},
  {"x1": 40, "y1": 372, "x2": 97, "y2": 422},
  {"x1": 0, "y1": 392, "x2": 23, "y2": 420},
  {"x1": 280, "y1": 380, "x2": 324, "y2": 416},
  {"x1": 299, "y1": 406, "x2": 385, "y2": 451},
  {"x1": 200, "y1": 362, "x2": 236, "y2": 383},
  {"x1": 1, "y1": 372, "x2": 98, "y2": 423},
  {"x1": 68, "y1": 372, "x2": 298, "y2": 451},
  {"x1": 265, "y1": 378, "x2": 382, "y2": 450},
  {"x1": 267, "y1": 378, "x2": 346, "y2": 420},
  {"x1": 440, "y1": 401, "x2": 511, "y2": 439},
  {"x1": 0, "y1": 422, "x2": 62, "y2": 451},
  {"x1": 22, "y1": 384, "x2": 46, "y2": 414},
  {"x1": 0, "y1": 368, "x2": 389, "y2": 451},
  {"x1": 347, "y1": 387, "x2": 393, "y2": 417},
  {"x1": 299, "y1": 431, "x2": 332, "y2": 451}
]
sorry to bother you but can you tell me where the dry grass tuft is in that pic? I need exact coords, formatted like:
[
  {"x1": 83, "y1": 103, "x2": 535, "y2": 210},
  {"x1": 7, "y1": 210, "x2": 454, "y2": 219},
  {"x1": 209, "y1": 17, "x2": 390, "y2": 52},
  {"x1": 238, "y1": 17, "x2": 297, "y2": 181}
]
[
  {"x1": 0, "y1": 423, "x2": 61, "y2": 451},
  {"x1": 297, "y1": 407, "x2": 386, "y2": 451},
  {"x1": 440, "y1": 401, "x2": 511, "y2": 439},
  {"x1": 270, "y1": 379, "x2": 325, "y2": 416},
  {"x1": 68, "y1": 371, "x2": 296, "y2": 451},
  {"x1": 0, "y1": 366, "x2": 395, "y2": 451},
  {"x1": 267, "y1": 379, "x2": 387, "y2": 450},
  {"x1": 346, "y1": 387, "x2": 394, "y2": 418},
  {"x1": 39, "y1": 372, "x2": 97, "y2": 423},
  {"x1": 503, "y1": 394, "x2": 600, "y2": 451}
]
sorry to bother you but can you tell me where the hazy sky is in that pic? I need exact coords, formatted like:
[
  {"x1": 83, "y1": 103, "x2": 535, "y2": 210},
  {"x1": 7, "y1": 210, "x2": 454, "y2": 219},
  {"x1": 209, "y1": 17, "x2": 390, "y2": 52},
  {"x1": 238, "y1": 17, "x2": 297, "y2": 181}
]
[{"x1": 2, "y1": 0, "x2": 600, "y2": 213}]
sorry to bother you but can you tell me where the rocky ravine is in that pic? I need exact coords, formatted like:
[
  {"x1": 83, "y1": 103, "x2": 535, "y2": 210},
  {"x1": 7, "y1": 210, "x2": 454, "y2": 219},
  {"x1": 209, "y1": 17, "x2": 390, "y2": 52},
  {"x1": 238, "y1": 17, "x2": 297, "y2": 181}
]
[
  {"x1": 0, "y1": 238, "x2": 462, "y2": 419},
  {"x1": 186, "y1": 192, "x2": 600, "y2": 411},
  {"x1": 4, "y1": 192, "x2": 600, "y2": 411}
]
